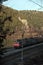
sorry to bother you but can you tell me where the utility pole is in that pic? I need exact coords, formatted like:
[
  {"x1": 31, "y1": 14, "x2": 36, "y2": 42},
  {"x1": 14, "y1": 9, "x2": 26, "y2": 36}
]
[
  {"x1": 20, "y1": 27, "x2": 25, "y2": 65},
  {"x1": 21, "y1": 30, "x2": 25, "y2": 65}
]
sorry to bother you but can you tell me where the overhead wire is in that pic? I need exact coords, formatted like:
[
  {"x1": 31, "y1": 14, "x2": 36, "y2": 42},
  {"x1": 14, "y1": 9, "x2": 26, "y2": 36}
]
[
  {"x1": 38, "y1": 0, "x2": 42, "y2": 10},
  {"x1": 28, "y1": 0, "x2": 43, "y2": 10}
]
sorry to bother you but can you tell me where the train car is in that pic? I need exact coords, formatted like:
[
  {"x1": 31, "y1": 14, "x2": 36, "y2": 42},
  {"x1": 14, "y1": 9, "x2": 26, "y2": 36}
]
[{"x1": 13, "y1": 38, "x2": 39, "y2": 48}]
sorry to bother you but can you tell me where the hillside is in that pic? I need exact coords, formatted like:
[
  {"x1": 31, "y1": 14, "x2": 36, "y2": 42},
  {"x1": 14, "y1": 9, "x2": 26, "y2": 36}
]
[
  {"x1": 0, "y1": 5, "x2": 43, "y2": 47},
  {"x1": 1, "y1": 6, "x2": 43, "y2": 31},
  {"x1": 1, "y1": 5, "x2": 43, "y2": 31}
]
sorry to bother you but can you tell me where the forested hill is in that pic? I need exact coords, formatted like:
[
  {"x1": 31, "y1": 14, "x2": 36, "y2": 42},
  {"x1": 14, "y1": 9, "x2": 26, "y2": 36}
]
[
  {"x1": 0, "y1": 5, "x2": 43, "y2": 34},
  {"x1": 0, "y1": 5, "x2": 43, "y2": 47}
]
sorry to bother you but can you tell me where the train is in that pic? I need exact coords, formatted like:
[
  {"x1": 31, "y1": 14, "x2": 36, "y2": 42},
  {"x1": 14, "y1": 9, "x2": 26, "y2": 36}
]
[{"x1": 13, "y1": 37, "x2": 43, "y2": 48}]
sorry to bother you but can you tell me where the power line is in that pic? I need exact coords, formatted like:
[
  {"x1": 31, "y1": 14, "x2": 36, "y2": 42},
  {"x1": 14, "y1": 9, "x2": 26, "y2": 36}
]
[
  {"x1": 37, "y1": 0, "x2": 43, "y2": 10},
  {"x1": 28, "y1": 0, "x2": 43, "y2": 9},
  {"x1": 41, "y1": 0, "x2": 42, "y2": 5}
]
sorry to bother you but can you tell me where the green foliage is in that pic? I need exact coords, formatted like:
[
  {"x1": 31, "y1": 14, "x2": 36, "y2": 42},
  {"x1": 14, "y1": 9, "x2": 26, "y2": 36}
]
[
  {"x1": 1, "y1": 6, "x2": 43, "y2": 32},
  {"x1": 0, "y1": 5, "x2": 43, "y2": 47},
  {"x1": 19, "y1": 10, "x2": 43, "y2": 29}
]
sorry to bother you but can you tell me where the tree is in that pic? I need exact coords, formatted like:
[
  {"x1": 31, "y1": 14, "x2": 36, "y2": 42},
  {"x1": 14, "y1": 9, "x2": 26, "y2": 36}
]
[
  {"x1": 0, "y1": 0, "x2": 8, "y2": 50},
  {"x1": 0, "y1": 0, "x2": 8, "y2": 11},
  {"x1": 0, "y1": 0, "x2": 7, "y2": 4}
]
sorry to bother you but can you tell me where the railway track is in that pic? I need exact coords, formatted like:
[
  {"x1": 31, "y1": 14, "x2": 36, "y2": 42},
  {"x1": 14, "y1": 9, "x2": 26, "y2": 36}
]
[{"x1": 0, "y1": 43, "x2": 43, "y2": 65}]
